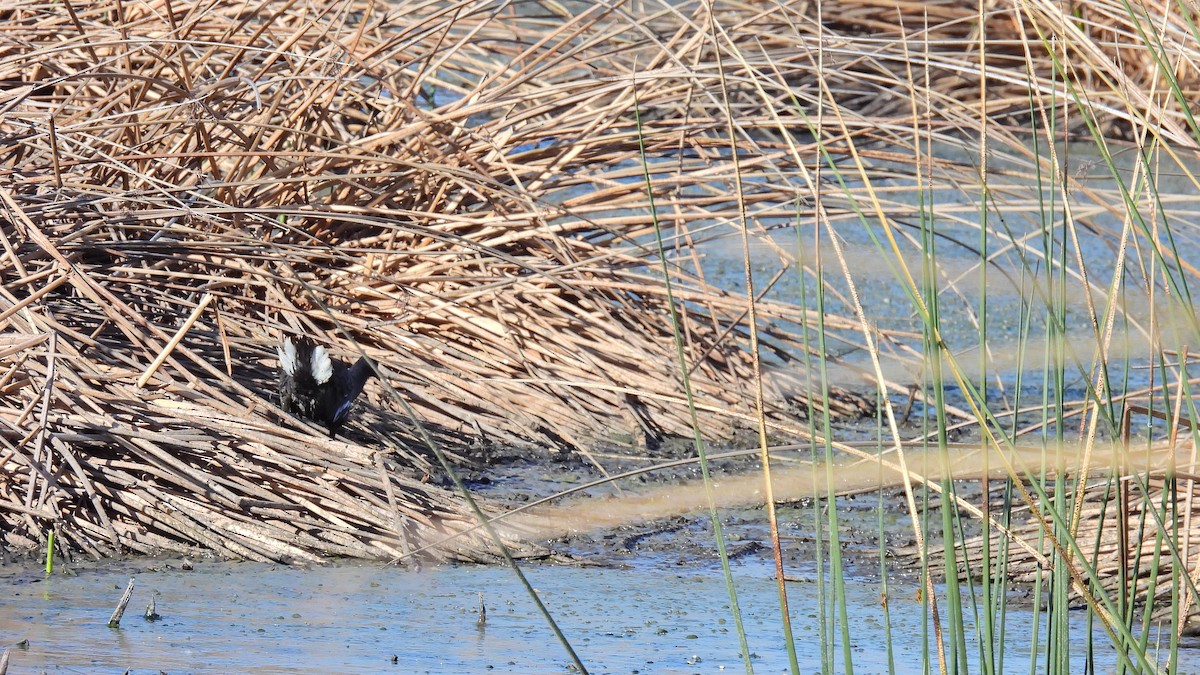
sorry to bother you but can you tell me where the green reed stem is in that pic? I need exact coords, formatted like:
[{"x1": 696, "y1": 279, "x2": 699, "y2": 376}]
[
  {"x1": 44, "y1": 530, "x2": 54, "y2": 576},
  {"x1": 634, "y1": 87, "x2": 754, "y2": 675}
]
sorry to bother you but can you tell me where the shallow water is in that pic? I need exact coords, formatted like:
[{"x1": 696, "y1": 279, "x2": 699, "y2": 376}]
[{"x1": 2, "y1": 556, "x2": 1188, "y2": 674}]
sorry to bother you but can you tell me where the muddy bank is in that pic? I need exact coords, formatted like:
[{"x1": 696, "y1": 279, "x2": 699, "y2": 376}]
[
  {"x1": 455, "y1": 435, "x2": 931, "y2": 579},
  {"x1": 474, "y1": 433, "x2": 1181, "y2": 564}
]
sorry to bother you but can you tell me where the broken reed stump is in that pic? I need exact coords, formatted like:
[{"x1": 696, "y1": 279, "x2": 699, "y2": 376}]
[
  {"x1": 145, "y1": 595, "x2": 161, "y2": 622},
  {"x1": 107, "y1": 578, "x2": 136, "y2": 628}
]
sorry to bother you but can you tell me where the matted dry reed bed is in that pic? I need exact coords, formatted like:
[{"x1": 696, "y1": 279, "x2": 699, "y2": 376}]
[
  {"x1": 0, "y1": 0, "x2": 875, "y2": 562},
  {"x1": 2, "y1": 0, "x2": 1199, "y2": 565},
  {"x1": 924, "y1": 470, "x2": 1200, "y2": 628}
]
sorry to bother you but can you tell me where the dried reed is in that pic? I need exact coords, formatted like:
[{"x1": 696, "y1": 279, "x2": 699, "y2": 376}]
[
  {"x1": 0, "y1": 0, "x2": 872, "y2": 562},
  {"x1": 931, "y1": 471, "x2": 1200, "y2": 624},
  {"x1": 2, "y1": 0, "x2": 1197, "y2": 569}
]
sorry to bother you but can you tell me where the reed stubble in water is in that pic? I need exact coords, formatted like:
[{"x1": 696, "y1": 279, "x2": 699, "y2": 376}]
[{"x1": 107, "y1": 578, "x2": 136, "y2": 628}]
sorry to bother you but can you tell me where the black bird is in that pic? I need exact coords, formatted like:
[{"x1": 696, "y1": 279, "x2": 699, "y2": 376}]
[{"x1": 277, "y1": 336, "x2": 375, "y2": 437}]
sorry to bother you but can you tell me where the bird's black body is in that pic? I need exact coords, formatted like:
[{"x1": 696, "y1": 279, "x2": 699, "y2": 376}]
[{"x1": 277, "y1": 336, "x2": 375, "y2": 437}]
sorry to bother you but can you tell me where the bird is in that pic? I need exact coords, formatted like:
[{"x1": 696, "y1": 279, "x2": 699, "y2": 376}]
[{"x1": 277, "y1": 335, "x2": 375, "y2": 438}]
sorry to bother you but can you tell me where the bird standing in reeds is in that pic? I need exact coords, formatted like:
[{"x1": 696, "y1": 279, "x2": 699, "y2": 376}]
[{"x1": 277, "y1": 336, "x2": 375, "y2": 438}]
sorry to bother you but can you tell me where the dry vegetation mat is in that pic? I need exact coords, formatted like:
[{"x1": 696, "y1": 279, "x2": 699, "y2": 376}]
[
  {"x1": 0, "y1": 0, "x2": 1199, "y2": 608},
  {"x1": 0, "y1": 0, "x2": 882, "y2": 563}
]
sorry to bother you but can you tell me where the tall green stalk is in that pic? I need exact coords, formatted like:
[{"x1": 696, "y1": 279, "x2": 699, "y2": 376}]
[
  {"x1": 795, "y1": 203, "x2": 833, "y2": 673},
  {"x1": 811, "y1": 219, "x2": 855, "y2": 674},
  {"x1": 919, "y1": 185, "x2": 968, "y2": 674},
  {"x1": 876, "y1": 391, "x2": 897, "y2": 675},
  {"x1": 975, "y1": 6, "x2": 996, "y2": 671},
  {"x1": 703, "y1": 6, "x2": 801, "y2": 666},
  {"x1": 633, "y1": 89, "x2": 754, "y2": 675},
  {"x1": 44, "y1": 530, "x2": 54, "y2": 576}
]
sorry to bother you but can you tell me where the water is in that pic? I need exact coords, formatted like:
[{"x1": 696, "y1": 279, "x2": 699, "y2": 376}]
[{"x1": 2, "y1": 557, "x2": 1188, "y2": 673}]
